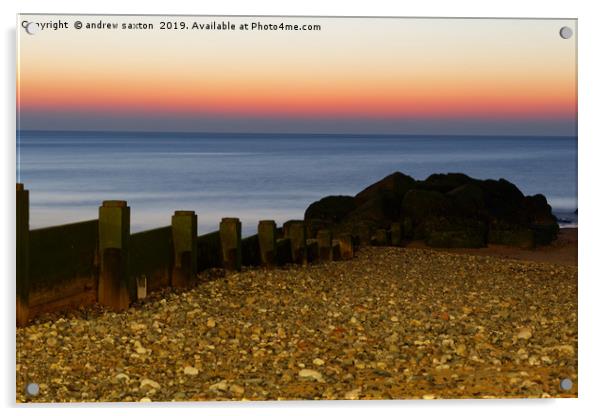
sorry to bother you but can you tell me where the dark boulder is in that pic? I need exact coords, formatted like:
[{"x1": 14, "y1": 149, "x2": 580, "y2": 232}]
[
  {"x1": 488, "y1": 219, "x2": 535, "y2": 249},
  {"x1": 424, "y1": 217, "x2": 487, "y2": 248},
  {"x1": 305, "y1": 195, "x2": 357, "y2": 223},
  {"x1": 401, "y1": 189, "x2": 450, "y2": 220},
  {"x1": 417, "y1": 173, "x2": 475, "y2": 193},
  {"x1": 480, "y1": 179, "x2": 526, "y2": 221},
  {"x1": 355, "y1": 172, "x2": 416, "y2": 206},
  {"x1": 446, "y1": 183, "x2": 486, "y2": 216}
]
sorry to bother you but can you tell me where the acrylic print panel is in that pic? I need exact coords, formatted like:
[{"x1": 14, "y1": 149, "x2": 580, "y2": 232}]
[{"x1": 16, "y1": 15, "x2": 577, "y2": 402}]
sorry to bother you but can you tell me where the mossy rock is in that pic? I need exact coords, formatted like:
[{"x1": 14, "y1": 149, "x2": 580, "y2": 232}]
[
  {"x1": 424, "y1": 217, "x2": 487, "y2": 248},
  {"x1": 488, "y1": 222, "x2": 535, "y2": 249}
]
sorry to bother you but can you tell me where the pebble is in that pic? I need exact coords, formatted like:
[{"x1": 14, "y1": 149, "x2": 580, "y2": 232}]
[
  {"x1": 209, "y1": 381, "x2": 228, "y2": 391},
  {"x1": 517, "y1": 327, "x2": 533, "y2": 340},
  {"x1": 312, "y1": 358, "x2": 325, "y2": 366},
  {"x1": 183, "y1": 366, "x2": 199, "y2": 376},
  {"x1": 298, "y1": 369, "x2": 325, "y2": 382},
  {"x1": 140, "y1": 379, "x2": 161, "y2": 391}
]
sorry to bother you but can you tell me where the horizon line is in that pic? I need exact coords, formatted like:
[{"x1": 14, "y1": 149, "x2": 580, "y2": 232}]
[{"x1": 16, "y1": 129, "x2": 578, "y2": 139}]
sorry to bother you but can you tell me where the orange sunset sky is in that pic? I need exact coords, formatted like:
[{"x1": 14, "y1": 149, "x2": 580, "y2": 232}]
[{"x1": 17, "y1": 16, "x2": 577, "y2": 135}]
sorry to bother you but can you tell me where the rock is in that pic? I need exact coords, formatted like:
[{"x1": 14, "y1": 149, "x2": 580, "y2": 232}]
[
  {"x1": 424, "y1": 217, "x2": 487, "y2": 248},
  {"x1": 517, "y1": 327, "x2": 533, "y2": 340},
  {"x1": 130, "y1": 323, "x2": 147, "y2": 332},
  {"x1": 355, "y1": 172, "x2": 416, "y2": 206},
  {"x1": 298, "y1": 369, "x2": 325, "y2": 382},
  {"x1": 114, "y1": 373, "x2": 130, "y2": 383},
  {"x1": 140, "y1": 379, "x2": 161, "y2": 391},
  {"x1": 418, "y1": 173, "x2": 474, "y2": 193},
  {"x1": 206, "y1": 318, "x2": 216, "y2": 328},
  {"x1": 229, "y1": 384, "x2": 245, "y2": 395},
  {"x1": 140, "y1": 397, "x2": 152, "y2": 402},
  {"x1": 46, "y1": 337, "x2": 58, "y2": 347},
  {"x1": 183, "y1": 366, "x2": 199, "y2": 376},
  {"x1": 312, "y1": 358, "x2": 325, "y2": 366},
  {"x1": 209, "y1": 380, "x2": 228, "y2": 391},
  {"x1": 402, "y1": 189, "x2": 450, "y2": 222},
  {"x1": 447, "y1": 182, "x2": 486, "y2": 215},
  {"x1": 422, "y1": 394, "x2": 436, "y2": 399},
  {"x1": 455, "y1": 344, "x2": 467, "y2": 356},
  {"x1": 304, "y1": 196, "x2": 357, "y2": 223},
  {"x1": 344, "y1": 388, "x2": 361, "y2": 400}
]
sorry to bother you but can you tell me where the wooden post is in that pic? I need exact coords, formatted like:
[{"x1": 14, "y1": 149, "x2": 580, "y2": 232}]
[
  {"x1": 16, "y1": 183, "x2": 30, "y2": 327},
  {"x1": 287, "y1": 220, "x2": 307, "y2": 265},
  {"x1": 258, "y1": 220, "x2": 277, "y2": 267},
  {"x1": 317, "y1": 229, "x2": 333, "y2": 262},
  {"x1": 276, "y1": 238, "x2": 292, "y2": 265},
  {"x1": 306, "y1": 239, "x2": 319, "y2": 263},
  {"x1": 98, "y1": 200, "x2": 131, "y2": 311},
  {"x1": 338, "y1": 233, "x2": 354, "y2": 260},
  {"x1": 390, "y1": 222, "x2": 403, "y2": 246},
  {"x1": 171, "y1": 210, "x2": 198, "y2": 287},
  {"x1": 220, "y1": 217, "x2": 241, "y2": 271}
]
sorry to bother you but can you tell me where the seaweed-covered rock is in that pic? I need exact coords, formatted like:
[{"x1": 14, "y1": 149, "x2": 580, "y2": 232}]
[
  {"x1": 488, "y1": 220, "x2": 535, "y2": 249},
  {"x1": 424, "y1": 217, "x2": 487, "y2": 248}
]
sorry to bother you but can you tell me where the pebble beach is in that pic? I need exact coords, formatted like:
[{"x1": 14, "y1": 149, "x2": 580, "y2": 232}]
[{"x1": 16, "y1": 244, "x2": 577, "y2": 402}]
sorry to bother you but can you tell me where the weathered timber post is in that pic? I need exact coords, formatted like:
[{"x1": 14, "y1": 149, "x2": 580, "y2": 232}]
[
  {"x1": 372, "y1": 229, "x2": 389, "y2": 246},
  {"x1": 287, "y1": 220, "x2": 307, "y2": 265},
  {"x1": 338, "y1": 233, "x2": 354, "y2": 260},
  {"x1": 220, "y1": 217, "x2": 241, "y2": 271},
  {"x1": 171, "y1": 210, "x2": 198, "y2": 287},
  {"x1": 306, "y1": 239, "x2": 319, "y2": 263},
  {"x1": 276, "y1": 238, "x2": 292, "y2": 265},
  {"x1": 317, "y1": 229, "x2": 333, "y2": 262},
  {"x1": 258, "y1": 220, "x2": 277, "y2": 267},
  {"x1": 98, "y1": 200, "x2": 131, "y2": 311},
  {"x1": 391, "y1": 222, "x2": 403, "y2": 246},
  {"x1": 16, "y1": 183, "x2": 30, "y2": 327}
]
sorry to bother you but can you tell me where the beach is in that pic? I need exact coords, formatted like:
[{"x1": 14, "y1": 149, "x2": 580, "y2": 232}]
[{"x1": 17, "y1": 236, "x2": 577, "y2": 402}]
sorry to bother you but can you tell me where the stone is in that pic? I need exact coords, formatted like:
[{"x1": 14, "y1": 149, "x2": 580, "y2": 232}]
[
  {"x1": 140, "y1": 379, "x2": 161, "y2": 391},
  {"x1": 209, "y1": 380, "x2": 229, "y2": 391},
  {"x1": 312, "y1": 358, "x2": 325, "y2": 366},
  {"x1": 517, "y1": 327, "x2": 533, "y2": 340},
  {"x1": 298, "y1": 369, "x2": 324, "y2": 382},
  {"x1": 183, "y1": 366, "x2": 199, "y2": 376},
  {"x1": 344, "y1": 388, "x2": 361, "y2": 400},
  {"x1": 206, "y1": 318, "x2": 216, "y2": 328},
  {"x1": 229, "y1": 384, "x2": 245, "y2": 395}
]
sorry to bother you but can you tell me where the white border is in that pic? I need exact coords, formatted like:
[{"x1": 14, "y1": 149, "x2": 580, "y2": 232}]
[{"x1": 2, "y1": 1, "x2": 600, "y2": 415}]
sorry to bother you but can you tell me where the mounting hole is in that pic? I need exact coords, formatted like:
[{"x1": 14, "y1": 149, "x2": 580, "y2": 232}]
[
  {"x1": 560, "y1": 378, "x2": 573, "y2": 391},
  {"x1": 25, "y1": 382, "x2": 39, "y2": 396},
  {"x1": 559, "y1": 26, "x2": 573, "y2": 40}
]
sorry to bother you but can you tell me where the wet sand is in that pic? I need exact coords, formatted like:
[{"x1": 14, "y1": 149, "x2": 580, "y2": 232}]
[{"x1": 407, "y1": 228, "x2": 577, "y2": 267}]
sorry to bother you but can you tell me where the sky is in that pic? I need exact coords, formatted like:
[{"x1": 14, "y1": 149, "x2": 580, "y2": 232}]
[{"x1": 17, "y1": 16, "x2": 577, "y2": 136}]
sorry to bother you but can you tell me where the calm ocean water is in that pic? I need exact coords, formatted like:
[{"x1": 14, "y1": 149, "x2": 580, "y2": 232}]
[{"x1": 17, "y1": 131, "x2": 578, "y2": 235}]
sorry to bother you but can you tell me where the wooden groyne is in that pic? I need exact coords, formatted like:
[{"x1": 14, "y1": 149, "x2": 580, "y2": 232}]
[{"x1": 15, "y1": 184, "x2": 404, "y2": 326}]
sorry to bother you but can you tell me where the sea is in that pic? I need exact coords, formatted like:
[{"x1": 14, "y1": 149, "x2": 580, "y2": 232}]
[{"x1": 17, "y1": 131, "x2": 578, "y2": 236}]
